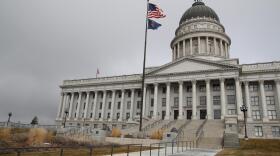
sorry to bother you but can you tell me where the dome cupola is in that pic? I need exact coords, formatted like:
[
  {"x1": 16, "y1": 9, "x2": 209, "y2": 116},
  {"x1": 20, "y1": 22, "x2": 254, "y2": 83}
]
[{"x1": 171, "y1": 0, "x2": 231, "y2": 61}]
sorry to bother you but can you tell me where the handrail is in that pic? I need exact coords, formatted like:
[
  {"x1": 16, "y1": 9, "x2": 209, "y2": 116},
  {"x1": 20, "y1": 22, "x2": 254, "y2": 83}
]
[{"x1": 174, "y1": 120, "x2": 191, "y2": 142}]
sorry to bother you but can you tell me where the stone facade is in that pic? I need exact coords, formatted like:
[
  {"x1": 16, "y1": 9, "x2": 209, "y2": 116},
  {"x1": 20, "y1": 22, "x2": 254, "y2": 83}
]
[{"x1": 55, "y1": 1, "x2": 280, "y2": 139}]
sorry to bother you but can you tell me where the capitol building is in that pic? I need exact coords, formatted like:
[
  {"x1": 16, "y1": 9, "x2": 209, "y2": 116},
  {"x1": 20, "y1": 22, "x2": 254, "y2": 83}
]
[{"x1": 56, "y1": 1, "x2": 280, "y2": 139}]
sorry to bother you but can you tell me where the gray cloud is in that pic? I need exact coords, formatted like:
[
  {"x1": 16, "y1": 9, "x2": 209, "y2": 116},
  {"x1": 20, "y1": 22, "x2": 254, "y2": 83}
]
[{"x1": 0, "y1": 0, "x2": 280, "y2": 124}]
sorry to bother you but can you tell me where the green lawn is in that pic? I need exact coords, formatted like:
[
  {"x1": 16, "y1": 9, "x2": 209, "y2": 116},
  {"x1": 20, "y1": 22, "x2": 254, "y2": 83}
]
[{"x1": 216, "y1": 139, "x2": 280, "y2": 156}]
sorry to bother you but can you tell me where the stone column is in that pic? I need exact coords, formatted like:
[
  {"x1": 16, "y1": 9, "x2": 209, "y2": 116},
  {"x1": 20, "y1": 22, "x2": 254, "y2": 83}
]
[
  {"x1": 275, "y1": 80, "x2": 280, "y2": 115},
  {"x1": 206, "y1": 79, "x2": 212, "y2": 119},
  {"x1": 179, "y1": 81, "x2": 184, "y2": 119},
  {"x1": 183, "y1": 40, "x2": 186, "y2": 57},
  {"x1": 225, "y1": 43, "x2": 228, "y2": 58},
  {"x1": 220, "y1": 40, "x2": 223, "y2": 56},
  {"x1": 190, "y1": 38, "x2": 193, "y2": 55},
  {"x1": 244, "y1": 82, "x2": 252, "y2": 119},
  {"x1": 153, "y1": 83, "x2": 158, "y2": 119},
  {"x1": 61, "y1": 93, "x2": 68, "y2": 118},
  {"x1": 109, "y1": 90, "x2": 116, "y2": 121},
  {"x1": 119, "y1": 89, "x2": 125, "y2": 121},
  {"x1": 177, "y1": 43, "x2": 180, "y2": 58},
  {"x1": 57, "y1": 93, "x2": 64, "y2": 119},
  {"x1": 172, "y1": 46, "x2": 175, "y2": 61},
  {"x1": 206, "y1": 36, "x2": 209, "y2": 55},
  {"x1": 220, "y1": 78, "x2": 226, "y2": 119},
  {"x1": 214, "y1": 38, "x2": 217, "y2": 55},
  {"x1": 192, "y1": 80, "x2": 197, "y2": 120},
  {"x1": 129, "y1": 89, "x2": 135, "y2": 121},
  {"x1": 165, "y1": 82, "x2": 171, "y2": 120},
  {"x1": 235, "y1": 78, "x2": 243, "y2": 118},
  {"x1": 75, "y1": 92, "x2": 82, "y2": 120},
  {"x1": 259, "y1": 80, "x2": 268, "y2": 121},
  {"x1": 100, "y1": 91, "x2": 107, "y2": 121},
  {"x1": 68, "y1": 92, "x2": 75, "y2": 119},
  {"x1": 142, "y1": 85, "x2": 147, "y2": 117},
  {"x1": 91, "y1": 91, "x2": 98, "y2": 121},
  {"x1": 84, "y1": 91, "x2": 90, "y2": 119},
  {"x1": 198, "y1": 37, "x2": 201, "y2": 54}
]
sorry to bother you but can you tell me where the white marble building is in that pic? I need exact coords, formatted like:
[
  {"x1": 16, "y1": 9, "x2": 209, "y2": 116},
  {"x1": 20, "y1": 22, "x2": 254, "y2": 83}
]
[{"x1": 56, "y1": 1, "x2": 280, "y2": 138}]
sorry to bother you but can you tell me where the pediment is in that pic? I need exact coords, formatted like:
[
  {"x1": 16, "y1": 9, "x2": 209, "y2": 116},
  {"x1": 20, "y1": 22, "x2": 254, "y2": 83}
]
[{"x1": 147, "y1": 57, "x2": 238, "y2": 75}]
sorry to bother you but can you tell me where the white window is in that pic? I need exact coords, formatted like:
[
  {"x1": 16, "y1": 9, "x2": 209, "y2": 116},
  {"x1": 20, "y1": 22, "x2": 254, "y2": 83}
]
[
  {"x1": 264, "y1": 84, "x2": 273, "y2": 91},
  {"x1": 174, "y1": 97, "x2": 179, "y2": 107},
  {"x1": 108, "y1": 102, "x2": 112, "y2": 109},
  {"x1": 252, "y1": 110, "x2": 261, "y2": 120},
  {"x1": 186, "y1": 97, "x2": 192, "y2": 106},
  {"x1": 213, "y1": 96, "x2": 221, "y2": 105},
  {"x1": 162, "y1": 98, "x2": 166, "y2": 107},
  {"x1": 226, "y1": 83, "x2": 235, "y2": 90},
  {"x1": 249, "y1": 84, "x2": 258, "y2": 92},
  {"x1": 200, "y1": 96, "x2": 206, "y2": 105},
  {"x1": 268, "y1": 110, "x2": 277, "y2": 120},
  {"x1": 272, "y1": 127, "x2": 280, "y2": 137},
  {"x1": 227, "y1": 95, "x2": 236, "y2": 104},
  {"x1": 266, "y1": 96, "x2": 275, "y2": 105},
  {"x1": 127, "y1": 101, "x2": 131, "y2": 110},
  {"x1": 213, "y1": 84, "x2": 220, "y2": 91},
  {"x1": 254, "y1": 126, "x2": 263, "y2": 137},
  {"x1": 228, "y1": 109, "x2": 236, "y2": 115},
  {"x1": 199, "y1": 85, "x2": 206, "y2": 92},
  {"x1": 251, "y1": 96, "x2": 259, "y2": 106}
]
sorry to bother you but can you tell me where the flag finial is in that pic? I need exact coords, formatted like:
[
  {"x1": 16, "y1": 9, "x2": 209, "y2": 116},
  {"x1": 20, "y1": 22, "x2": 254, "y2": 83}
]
[{"x1": 194, "y1": 0, "x2": 203, "y2": 2}]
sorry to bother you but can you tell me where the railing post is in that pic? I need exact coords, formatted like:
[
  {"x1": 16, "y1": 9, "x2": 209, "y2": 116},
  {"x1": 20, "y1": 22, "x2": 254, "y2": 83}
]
[
  {"x1": 140, "y1": 144, "x2": 142, "y2": 156},
  {"x1": 111, "y1": 144, "x2": 114, "y2": 156},
  {"x1": 172, "y1": 141, "x2": 174, "y2": 154},
  {"x1": 127, "y1": 145, "x2": 130, "y2": 156},
  {"x1": 89, "y1": 146, "x2": 93, "y2": 156},
  {"x1": 165, "y1": 143, "x2": 167, "y2": 156},
  {"x1": 17, "y1": 151, "x2": 21, "y2": 156},
  {"x1": 158, "y1": 143, "x2": 160, "y2": 156},
  {"x1": 177, "y1": 141, "x2": 179, "y2": 152},
  {"x1": 60, "y1": 148, "x2": 64, "y2": 156},
  {"x1": 150, "y1": 145, "x2": 152, "y2": 156},
  {"x1": 181, "y1": 141, "x2": 183, "y2": 152}
]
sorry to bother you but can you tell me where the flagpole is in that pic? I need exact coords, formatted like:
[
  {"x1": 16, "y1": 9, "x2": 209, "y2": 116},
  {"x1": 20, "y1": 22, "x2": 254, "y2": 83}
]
[{"x1": 139, "y1": 0, "x2": 149, "y2": 132}]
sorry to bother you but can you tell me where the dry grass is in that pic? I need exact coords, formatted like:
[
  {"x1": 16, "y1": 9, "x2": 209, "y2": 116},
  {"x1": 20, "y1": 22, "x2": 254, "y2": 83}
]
[
  {"x1": 216, "y1": 139, "x2": 280, "y2": 156},
  {"x1": 111, "y1": 128, "x2": 121, "y2": 137},
  {"x1": 26, "y1": 128, "x2": 48, "y2": 146},
  {"x1": 0, "y1": 128, "x2": 11, "y2": 141},
  {"x1": 150, "y1": 129, "x2": 163, "y2": 140}
]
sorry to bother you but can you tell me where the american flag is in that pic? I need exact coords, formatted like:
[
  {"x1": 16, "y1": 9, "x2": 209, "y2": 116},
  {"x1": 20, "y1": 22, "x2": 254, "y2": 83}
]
[{"x1": 148, "y1": 3, "x2": 166, "y2": 19}]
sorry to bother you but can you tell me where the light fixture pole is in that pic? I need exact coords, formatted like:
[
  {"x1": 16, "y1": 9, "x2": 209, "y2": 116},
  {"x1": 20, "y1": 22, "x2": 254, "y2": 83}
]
[
  {"x1": 63, "y1": 110, "x2": 69, "y2": 128},
  {"x1": 7, "y1": 112, "x2": 12, "y2": 127},
  {"x1": 240, "y1": 104, "x2": 248, "y2": 140}
]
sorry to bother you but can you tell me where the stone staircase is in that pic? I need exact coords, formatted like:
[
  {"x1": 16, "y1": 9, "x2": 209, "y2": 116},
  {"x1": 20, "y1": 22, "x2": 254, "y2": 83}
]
[
  {"x1": 180, "y1": 120, "x2": 205, "y2": 141},
  {"x1": 198, "y1": 120, "x2": 225, "y2": 149}
]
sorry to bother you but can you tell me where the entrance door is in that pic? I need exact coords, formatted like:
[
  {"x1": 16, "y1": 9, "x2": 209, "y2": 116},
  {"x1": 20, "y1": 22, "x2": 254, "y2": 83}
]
[
  {"x1": 214, "y1": 110, "x2": 221, "y2": 119},
  {"x1": 200, "y1": 110, "x2": 207, "y2": 119},
  {"x1": 187, "y1": 110, "x2": 192, "y2": 120},
  {"x1": 162, "y1": 111, "x2": 166, "y2": 120},
  {"x1": 174, "y1": 110, "x2": 179, "y2": 120}
]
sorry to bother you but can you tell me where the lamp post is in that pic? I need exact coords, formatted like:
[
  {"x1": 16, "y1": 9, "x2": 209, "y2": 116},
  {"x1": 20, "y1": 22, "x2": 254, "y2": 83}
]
[
  {"x1": 63, "y1": 110, "x2": 69, "y2": 128},
  {"x1": 7, "y1": 112, "x2": 12, "y2": 127},
  {"x1": 240, "y1": 104, "x2": 248, "y2": 140}
]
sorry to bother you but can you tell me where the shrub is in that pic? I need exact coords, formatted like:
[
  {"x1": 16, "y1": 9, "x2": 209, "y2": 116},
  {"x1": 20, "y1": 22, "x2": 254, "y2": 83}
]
[
  {"x1": 111, "y1": 128, "x2": 121, "y2": 137},
  {"x1": 26, "y1": 128, "x2": 48, "y2": 146},
  {"x1": 150, "y1": 129, "x2": 163, "y2": 140},
  {"x1": 12, "y1": 133, "x2": 28, "y2": 144},
  {"x1": 124, "y1": 134, "x2": 134, "y2": 138}
]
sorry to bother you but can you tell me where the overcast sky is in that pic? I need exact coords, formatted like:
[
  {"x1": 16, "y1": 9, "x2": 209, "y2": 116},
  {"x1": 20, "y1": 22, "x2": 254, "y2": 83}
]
[{"x1": 1, "y1": 0, "x2": 280, "y2": 124}]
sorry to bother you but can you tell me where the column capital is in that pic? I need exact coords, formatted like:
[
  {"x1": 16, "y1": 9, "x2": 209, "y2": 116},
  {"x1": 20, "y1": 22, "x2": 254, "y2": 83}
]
[
  {"x1": 259, "y1": 80, "x2": 265, "y2": 84},
  {"x1": 131, "y1": 88, "x2": 135, "y2": 92},
  {"x1": 205, "y1": 79, "x2": 211, "y2": 83},
  {"x1": 219, "y1": 78, "x2": 225, "y2": 83},
  {"x1": 178, "y1": 81, "x2": 183, "y2": 85},
  {"x1": 154, "y1": 83, "x2": 158, "y2": 87},
  {"x1": 166, "y1": 82, "x2": 171, "y2": 86},
  {"x1": 191, "y1": 79, "x2": 197, "y2": 84},
  {"x1": 242, "y1": 81, "x2": 249, "y2": 86},
  {"x1": 234, "y1": 77, "x2": 240, "y2": 81}
]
